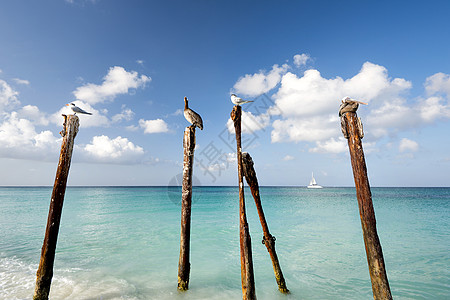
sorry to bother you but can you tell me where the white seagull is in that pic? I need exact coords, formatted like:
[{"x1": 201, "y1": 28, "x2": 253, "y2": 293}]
[
  {"x1": 66, "y1": 103, "x2": 92, "y2": 115},
  {"x1": 231, "y1": 94, "x2": 254, "y2": 106}
]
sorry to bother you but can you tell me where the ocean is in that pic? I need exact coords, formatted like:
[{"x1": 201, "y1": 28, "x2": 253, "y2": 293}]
[{"x1": 0, "y1": 186, "x2": 449, "y2": 299}]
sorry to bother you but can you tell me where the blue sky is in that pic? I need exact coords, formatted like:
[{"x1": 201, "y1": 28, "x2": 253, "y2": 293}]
[{"x1": 1, "y1": 0, "x2": 449, "y2": 186}]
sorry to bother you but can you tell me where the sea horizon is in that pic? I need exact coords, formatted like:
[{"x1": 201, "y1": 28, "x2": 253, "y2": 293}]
[{"x1": 1, "y1": 185, "x2": 450, "y2": 188}]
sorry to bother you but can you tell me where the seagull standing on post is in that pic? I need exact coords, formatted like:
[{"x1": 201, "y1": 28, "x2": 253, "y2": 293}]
[
  {"x1": 231, "y1": 94, "x2": 254, "y2": 106},
  {"x1": 184, "y1": 97, "x2": 203, "y2": 130},
  {"x1": 66, "y1": 103, "x2": 92, "y2": 115}
]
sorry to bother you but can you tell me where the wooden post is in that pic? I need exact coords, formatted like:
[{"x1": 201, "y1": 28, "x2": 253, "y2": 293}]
[
  {"x1": 34, "y1": 115, "x2": 79, "y2": 300},
  {"x1": 242, "y1": 152, "x2": 289, "y2": 294},
  {"x1": 177, "y1": 126, "x2": 196, "y2": 291},
  {"x1": 231, "y1": 105, "x2": 256, "y2": 300},
  {"x1": 340, "y1": 101, "x2": 392, "y2": 300}
]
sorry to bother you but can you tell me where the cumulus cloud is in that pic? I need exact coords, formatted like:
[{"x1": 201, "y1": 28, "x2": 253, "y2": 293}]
[
  {"x1": 233, "y1": 64, "x2": 289, "y2": 97},
  {"x1": 268, "y1": 62, "x2": 422, "y2": 153},
  {"x1": 425, "y1": 73, "x2": 450, "y2": 97},
  {"x1": 18, "y1": 105, "x2": 49, "y2": 126},
  {"x1": 112, "y1": 105, "x2": 134, "y2": 123},
  {"x1": 139, "y1": 118, "x2": 169, "y2": 134},
  {"x1": 309, "y1": 137, "x2": 348, "y2": 154},
  {"x1": 83, "y1": 135, "x2": 145, "y2": 164},
  {"x1": 0, "y1": 112, "x2": 60, "y2": 160},
  {"x1": 399, "y1": 138, "x2": 419, "y2": 152},
  {"x1": 231, "y1": 58, "x2": 450, "y2": 154},
  {"x1": 0, "y1": 79, "x2": 20, "y2": 111},
  {"x1": 293, "y1": 53, "x2": 310, "y2": 67},
  {"x1": 73, "y1": 66, "x2": 151, "y2": 104}
]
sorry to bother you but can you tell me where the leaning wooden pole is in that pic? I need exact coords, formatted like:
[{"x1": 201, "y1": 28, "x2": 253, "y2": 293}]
[
  {"x1": 339, "y1": 100, "x2": 392, "y2": 300},
  {"x1": 242, "y1": 152, "x2": 289, "y2": 294},
  {"x1": 177, "y1": 126, "x2": 196, "y2": 291},
  {"x1": 231, "y1": 105, "x2": 256, "y2": 300},
  {"x1": 34, "y1": 115, "x2": 79, "y2": 300}
]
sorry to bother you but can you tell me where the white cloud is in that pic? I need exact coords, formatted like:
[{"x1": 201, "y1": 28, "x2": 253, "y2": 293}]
[
  {"x1": 139, "y1": 118, "x2": 169, "y2": 134},
  {"x1": 309, "y1": 137, "x2": 348, "y2": 154},
  {"x1": 51, "y1": 100, "x2": 109, "y2": 128},
  {"x1": 271, "y1": 115, "x2": 339, "y2": 143},
  {"x1": 136, "y1": 60, "x2": 144, "y2": 65},
  {"x1": 18, "y1": 105, "x2": 49, "y2": 126},
  {"x1": 399, "y1": 138, "x2": 419, "y2": 152},
  {"x1": 0, "y1": 112, "x2": 60, "y2": 160},
  {"x1": 13, "y1": 78, "x2": 30, "y2": 85},
  {"x1": 425, "y1": 72, "x2": 450, "y2": 97},
  {"x1": 419, "y1": 96, "x2": 450, "y2": 122},
  {"x1": 112, "y1": 105, "x2": 134, "y2": 123},
  {"x1": 0, "y1": 79, "x2": 20, "y2": 111},
  {"x1": 270, "y1": 62, "x2": 415, "y2": 149},
  {"x1": 73, "y1": 66, "x2": 151, "y2": 104},
  {"x1": 198, "y1": 152, "x2": 236, "y2": 172},
  {"x1": 293, "y1": 53, "x2": 310, "y2": 67},
  {"x1": 172, "y1": 109, "x2": 183, "y2": 116},
  {"x1": 226, "y1": 110, "x2": 271, "y2": 134},
  {"x1": 125, "y1": 125, "x2": 139, "y2": 131},
  {"x1": 233, "y1": 64, "x2": 289, "y2": 97},
  {"x1": 227, "y1": 59, "x2": 450, "y2": 155},
  {"x1": 282, "y1": 155, "x2": 295, "y2": 161},
  {"x1": 83, "y1": 135, "x2": 145, "y2": 164}
]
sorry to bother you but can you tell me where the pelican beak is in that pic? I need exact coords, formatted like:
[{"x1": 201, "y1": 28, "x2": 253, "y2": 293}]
[{"x1": 66, "y1": 103, "x2": 70, "y2": 106}]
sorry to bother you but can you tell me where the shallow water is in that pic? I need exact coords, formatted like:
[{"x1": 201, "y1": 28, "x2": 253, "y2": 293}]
[{"x1": 0, "y1": 186, "x2": 449, "y2": 299}]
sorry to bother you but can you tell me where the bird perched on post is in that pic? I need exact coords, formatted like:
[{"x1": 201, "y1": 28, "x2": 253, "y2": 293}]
[
  {"x1": 341, "y1": 96, "x2": 368, "y2": 106},
  {"x1": 231, "y1": 94, "x2": 254, "y2": 106},
  {"x1": 66, "y1": 103, "x2": 92, "y2": 115},
  {"x1": 184, "y1": 97, "x2": 203, "y2": 130}
]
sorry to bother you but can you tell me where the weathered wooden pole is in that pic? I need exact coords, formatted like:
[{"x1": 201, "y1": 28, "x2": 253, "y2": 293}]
[
  {"x1": 34, "y1": 115, "x2": 79, "y2": 300},
  {"x1": 177, "y1": 126, "x2": 196, "y2": 291},
  {"x1": 231, "y1": 105, "x2": 257, "y2": 300},
  {"x1": 242, "y1": 152, "x2": 289, "y2": 294},
  {"x1": 339, "y1": 100, "x2": 392, "y2": 300}
]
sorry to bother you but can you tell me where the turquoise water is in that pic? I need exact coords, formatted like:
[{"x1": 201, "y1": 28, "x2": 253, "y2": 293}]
[{"x1": 0, "y1": 187, "x2": 449, "y2": 299}]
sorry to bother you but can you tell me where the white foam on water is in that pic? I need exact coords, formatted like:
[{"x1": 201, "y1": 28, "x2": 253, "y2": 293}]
[
  {"x1": 0, "y1": 257, "x2": 140, "y2": 300},
  {"x1": 0, "y1": 256, "x2": 37, "y2": 299}
]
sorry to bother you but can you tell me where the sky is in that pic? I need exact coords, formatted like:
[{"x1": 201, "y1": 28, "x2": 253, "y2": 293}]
[{"x1": 1, "y1": 0, "x2": 450, "y2": 187}]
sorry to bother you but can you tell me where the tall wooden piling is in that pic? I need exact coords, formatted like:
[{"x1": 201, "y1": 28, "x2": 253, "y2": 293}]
[
  {"x1": 242, "y1": 152, "x2": 289, "y2": 294},
  {"x1": 34, "y1": 115, "x2": 79, "y2": 300},
  {"x1": 231, "y1": 106, "x2": 256, "y2": 300},
  {"x1": 177, "y1": 126, "x2": 196, "y2": 291},
  {"x1": 340, "y1": 101, "x2": 392, "y2": 300}
]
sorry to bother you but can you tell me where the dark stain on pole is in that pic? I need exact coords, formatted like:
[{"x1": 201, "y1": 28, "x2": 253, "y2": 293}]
[
  {"x1": 231, "y1": 105, "x2": 257, "y2": 300},
  {"x1": 34, "y1": 115, "x2": 79, "y2": 300},
  {"x1": 178, "y1": 126, "x2": 196, "y2": 291},
  {"x1": 340, "y1": 100, "x2": 392, "y2": 300},
  {"x1": 242, "y1": 152, "x2": 289, "y2": 294}
]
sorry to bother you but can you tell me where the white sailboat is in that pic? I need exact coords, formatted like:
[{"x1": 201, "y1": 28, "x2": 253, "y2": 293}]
[{"x1": 307, "y1": 172, "x2": 323, "y2": 189}]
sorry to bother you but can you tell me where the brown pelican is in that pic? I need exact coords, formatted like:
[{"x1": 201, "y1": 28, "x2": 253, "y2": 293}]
[
  {"x1": 231, "y1": 93, "x2": 254, "y2": 105},
  {"x1": 184, "y1": 97, "x2": 203, "y2": 130},
  {"x1": 66, "y1": 103, "x2": 92, "y2": 115}
]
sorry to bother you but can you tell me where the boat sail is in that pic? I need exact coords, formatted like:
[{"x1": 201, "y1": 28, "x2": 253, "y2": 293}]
[{"x1": 307, "y1": 172, "x2": 323, "y2": 189}]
